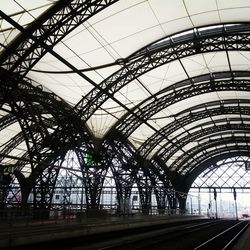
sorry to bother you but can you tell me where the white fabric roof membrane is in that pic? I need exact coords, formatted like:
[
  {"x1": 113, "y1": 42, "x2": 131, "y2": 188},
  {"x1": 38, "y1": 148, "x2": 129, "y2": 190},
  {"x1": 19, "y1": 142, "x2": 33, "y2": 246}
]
[
  {"x1": 0, "y1": 0, "x2": 56, "y2": 53},
  {"x1": 1, "y1": 0, "x2": 250, "y2": 171}
]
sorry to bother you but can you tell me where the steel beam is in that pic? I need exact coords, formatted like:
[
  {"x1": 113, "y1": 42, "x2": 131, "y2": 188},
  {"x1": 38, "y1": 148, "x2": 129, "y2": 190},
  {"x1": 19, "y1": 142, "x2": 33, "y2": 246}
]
[{"x1": 75, "y1": 24, "x2": 250, "y2": 122}]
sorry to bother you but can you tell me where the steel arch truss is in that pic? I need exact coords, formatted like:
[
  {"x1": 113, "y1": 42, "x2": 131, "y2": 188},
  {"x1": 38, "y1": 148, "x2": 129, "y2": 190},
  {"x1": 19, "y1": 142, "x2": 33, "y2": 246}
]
[
  {"x1": 159, "y1": 121, "x2": 250, "y2": 163},
  {"x1": 0, "y1": 72, "x2": 91, "y2": 213},
  {"x1": 104, "y1": 136, "x2": 138, "y2": 212},
  {"x1": 192, "y1": 156, "x2": 250, "y2": 189},
  {"x1": 173, "y1": 137, "x2": 250, "y2": 176},
  {"x1": 101, "y1": 133, "x2": 175, "y2": 214},
  {"x1": 76, "y1": 23, "x2": 250, "y2": 121},
  {"x1": 139, "y1": 98, "x2": 250, "y2": 159},
  {"x1": 0, "y1": 0, "x2": 118, "y2": 76},
  {"x1": 113, "y1": 74, "x2": 250, "y2": 138},
  {"x1": 103, "y1": 133, "x2": 154, "y2": 214},
  {"x1": 149, "y1": 160, "x2": 175, "y2": 212},
  {"x1": 75, "y1": 141, "x2": 113, "y2": 209},
  {"x1": 1, "y1": 0, "x2": 250, "y2": 215}
]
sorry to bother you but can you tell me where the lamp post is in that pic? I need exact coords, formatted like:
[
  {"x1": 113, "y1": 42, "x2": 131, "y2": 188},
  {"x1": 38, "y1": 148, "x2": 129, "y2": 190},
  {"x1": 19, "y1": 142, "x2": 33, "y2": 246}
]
[
  {"x1": 190, "y1": 195, "x2": 193, "y2": 214},
  {"x1": 214, "y1": 188, "x2": 218, "y2": 219},
  {"x1": 198, "y1": 188, "x2": 201, "y2": 215},
  {"x1": 233, "y1": 188, "x2": 238, "y2": 220}
]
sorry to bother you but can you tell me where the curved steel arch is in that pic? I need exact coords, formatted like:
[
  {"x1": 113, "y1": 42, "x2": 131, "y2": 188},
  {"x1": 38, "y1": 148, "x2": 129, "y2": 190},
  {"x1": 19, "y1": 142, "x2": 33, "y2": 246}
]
[
  {"x1": 171, "y1": 136, "x2": 250, "y2": 174},
  {"x1": 113, "y1": 78, "x2": 250, "y2": 138},
  {"x1": 0, "y1": 114, "x2": 60, "y2": 165},
  {"x1": 138, "y1": 99, "x2": 250, "y2": 158},
  {"x1": 75, "y1": 23, "x2": 250, "y2": 121},
  {"x1": 159, "y1": 122, "x2": 250, "y2": 163},
  {"x1": 174, "y1": 98, "x2": 250, "y2": 117},
  {"x1": 215, "y1": 155, "x2": 250, "y2": 166},
  {"x1": 0, "y1": 133, "x2": 24, "y2": 162},
  {"x1": 0, "y1": 0, "x2": 118, "y2": 76},
  {"x1": 0, "y1": 69, "x2": 92, "y2": 154},
  {"x1": 128, "y1": 23, "x2": 250, "y2": 60},
  {"x1": 0, "y1": 69, "x2": 71, "y2": 109},
  {"x1": 0, "y1": 114, "x2": 17, "y2": 132},
  {"x1": 185, "y1": 152, "x2": 250, "y2": 187},
  {"x1": 0, "y1": 105, "x2": 58, "y2": 133},
  {"x1": 188, "y1": 149, "x2": 250, "y2": 173},
  {"x1": 0, "y1": 70, "x2": 91, "y2": 134},
  {"x1": 155, "y1": 116, "x2": 250, "y2": 156},
  {"x1": 195, "y1": 155, "x2": 250, "y2": 179},
  {"x1": 182, "y1": 147, "x2": 250, "y2": 184},
  {"x1": 0, "y1": 72, "x2": 91, "y2": 174}
]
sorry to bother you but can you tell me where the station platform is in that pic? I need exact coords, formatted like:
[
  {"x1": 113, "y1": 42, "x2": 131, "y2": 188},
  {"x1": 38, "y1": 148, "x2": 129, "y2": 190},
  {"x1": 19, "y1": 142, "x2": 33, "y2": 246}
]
[
  {"x1": 3, "y1": 213, "x2": 250, "y2": 249},
  {"x1": 0, "y1": 214, "x2": 202, "y2": 249}
]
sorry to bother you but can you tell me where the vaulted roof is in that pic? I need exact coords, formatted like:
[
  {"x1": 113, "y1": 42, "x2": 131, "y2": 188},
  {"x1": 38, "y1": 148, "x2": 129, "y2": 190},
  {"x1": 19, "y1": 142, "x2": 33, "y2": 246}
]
[{"x1": 1, "y1": 0, "x2": 250, "y2": 179}]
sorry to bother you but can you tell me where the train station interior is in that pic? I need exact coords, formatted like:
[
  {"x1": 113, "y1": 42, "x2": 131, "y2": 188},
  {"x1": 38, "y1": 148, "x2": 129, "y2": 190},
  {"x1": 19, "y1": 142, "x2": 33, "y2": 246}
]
[{"x1": 1, "y1": 0, "x2": 250, "y2": 249}]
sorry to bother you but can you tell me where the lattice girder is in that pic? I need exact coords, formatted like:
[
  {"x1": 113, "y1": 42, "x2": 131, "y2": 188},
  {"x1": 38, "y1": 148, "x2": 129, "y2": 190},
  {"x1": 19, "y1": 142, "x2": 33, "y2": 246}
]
[
  {"x1": 0, "y1": 114, "x2": 16, "y2": 132},
  {"x1": 103, "y1": 136, "x2": 139, "y2": 212},
  {"x1": 75, "y1": 143, "x2": 109, "y2": 209},
  {"x1": 75, "y1": 24, "x2": 250, "y2": 122},
  {"x1": 114, "y1": 79, "x2": 250, "y2": 138},
  {"x1": 159, "y1": 121, "x2": 250, "y2": 163},
  {"x1": 148, "y1": 160, "x2": 173, "y2": 212},
  {"x1": 0, "y1": 0, "x2": 118, "y2": 77},
  {"x1": 186, "y1": 153, "x2": 250, "y2": 191},
  {"x1": 139, "y1": 99, "x2": 250, "y2": 158},
  {"x1": 0, "y1": 72, "x2": 92, "y2": 211},
  {"x1": 173, "y1": 137, "x2": 250, "y2": 174}
]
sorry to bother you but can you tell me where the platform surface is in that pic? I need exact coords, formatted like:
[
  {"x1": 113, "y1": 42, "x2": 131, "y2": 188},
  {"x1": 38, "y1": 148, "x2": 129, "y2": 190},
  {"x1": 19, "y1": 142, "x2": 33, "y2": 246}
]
[{"x1": 0, "y1": 214, "x2": 202, "y2": 248}]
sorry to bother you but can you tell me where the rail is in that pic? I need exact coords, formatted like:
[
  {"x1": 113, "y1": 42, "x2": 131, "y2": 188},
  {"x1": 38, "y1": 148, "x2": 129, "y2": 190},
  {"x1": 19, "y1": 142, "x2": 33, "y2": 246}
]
[
  {"x1": 94, "y1": 220, "x2": 223, "y2": 250},
  {"x1": 194, "y1": 221, "x2": 249, "y2": 250},
  {"x1": 92, "y1": 220, "x2": 249, "y2": 250}
]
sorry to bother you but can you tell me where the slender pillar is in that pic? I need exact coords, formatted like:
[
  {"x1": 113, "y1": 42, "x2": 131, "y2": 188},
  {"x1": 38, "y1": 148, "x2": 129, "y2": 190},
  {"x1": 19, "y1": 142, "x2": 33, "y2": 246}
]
[
  {"x1": 233, "y1": 188, "x2": 238, "y2": 220},
  {"x1": 214, "y1": 188, "x2": 218, "y2": 219}
]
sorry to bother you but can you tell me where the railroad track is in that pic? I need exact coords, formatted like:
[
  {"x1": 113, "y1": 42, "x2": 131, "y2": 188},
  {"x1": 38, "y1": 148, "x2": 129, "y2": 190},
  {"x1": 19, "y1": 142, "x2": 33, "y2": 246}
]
[
  {"x1": 194, "y1": 220, "x2": 249, "y2": 250},
  {"x1": 92, "y1": 220, "x2": 249, "y2": 250},
  {"x1": 95, "y1": 220, "x2": 226, "y2": 250},
  {"x1": 3, "y1": 218, "x2": 208, "y2": 249},
  {"x1": 5, "y1": 219, "x2": 249, "y2": 250}
]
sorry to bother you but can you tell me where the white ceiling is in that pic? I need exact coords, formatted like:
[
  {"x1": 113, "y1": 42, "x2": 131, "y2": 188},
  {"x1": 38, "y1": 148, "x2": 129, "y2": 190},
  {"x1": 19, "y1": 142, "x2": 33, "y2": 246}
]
[{"x1": 1, "y1": 0, "x2": 250, "y2": 170}]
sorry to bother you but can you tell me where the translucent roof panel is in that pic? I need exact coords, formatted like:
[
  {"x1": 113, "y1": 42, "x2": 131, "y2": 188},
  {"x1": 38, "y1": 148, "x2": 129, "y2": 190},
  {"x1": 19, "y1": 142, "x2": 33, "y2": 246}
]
[
  {"x1": 17, "y1": 0, "x2": 250, "y2": 108},
  {"x1": 0, "y1": 121, "x2": 21, "y2": 150},
  {"x1": 0, "y1": 0, "x2": 56, "y2": 52},
  {"x1": 1, "y1": 0, "x2": 250, "y2": 177}
]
